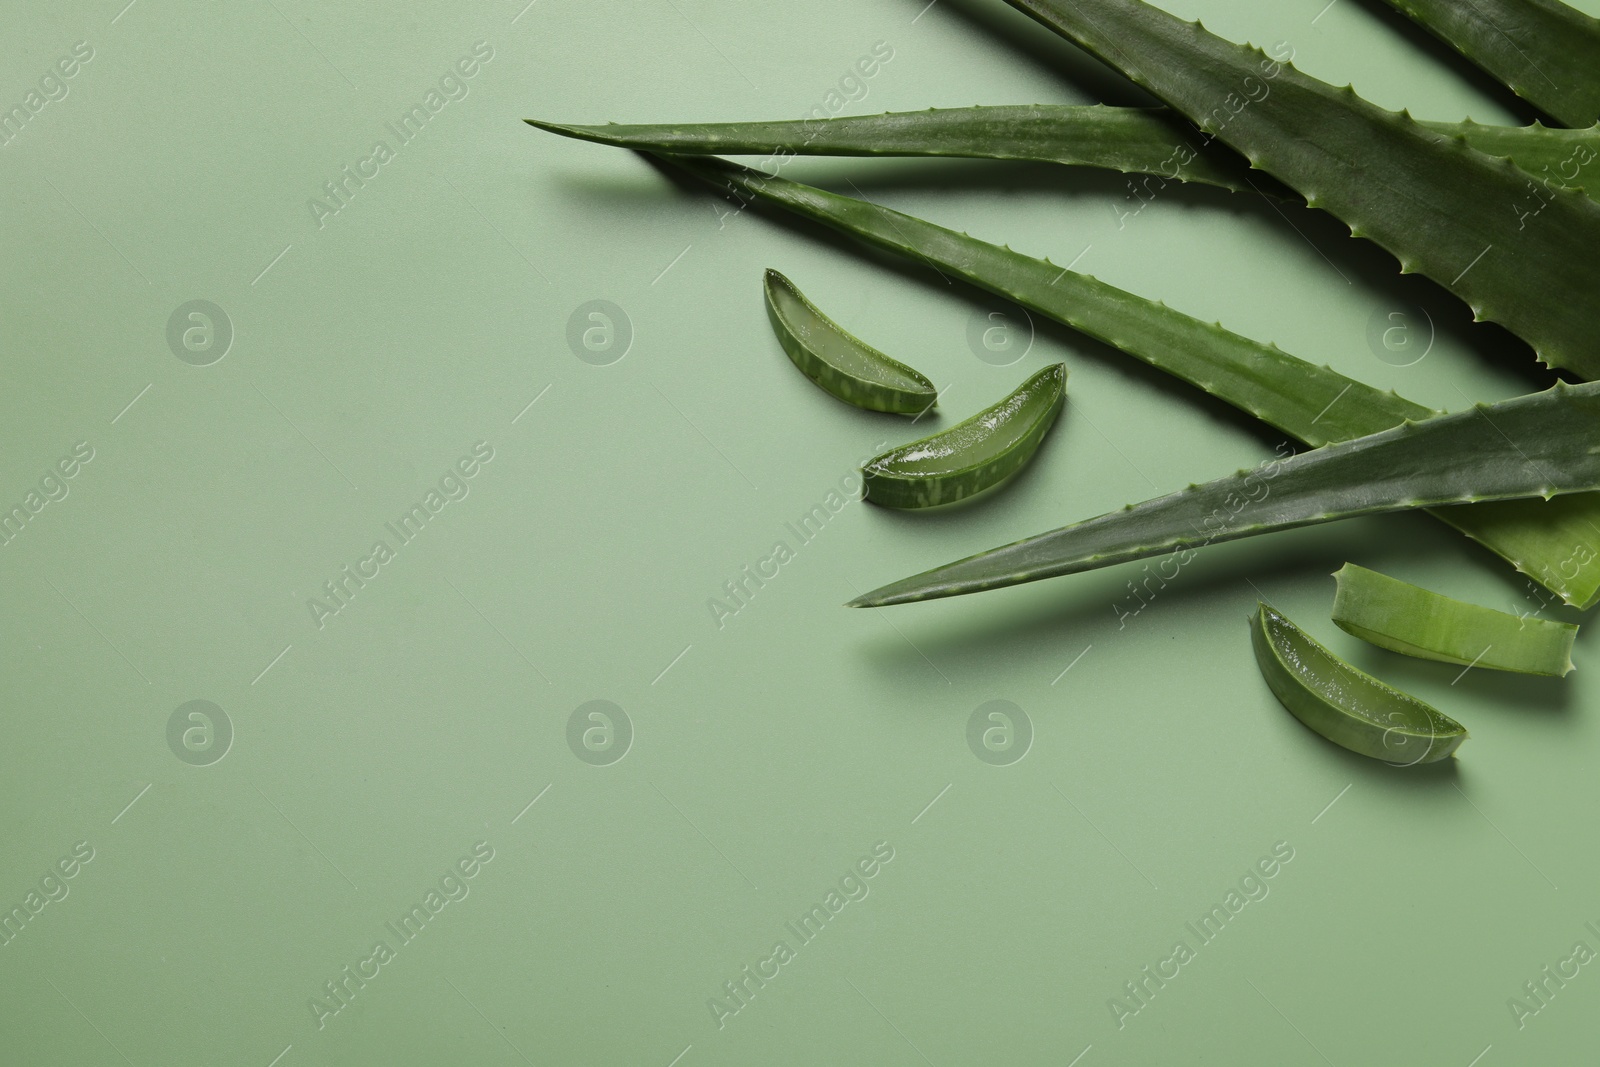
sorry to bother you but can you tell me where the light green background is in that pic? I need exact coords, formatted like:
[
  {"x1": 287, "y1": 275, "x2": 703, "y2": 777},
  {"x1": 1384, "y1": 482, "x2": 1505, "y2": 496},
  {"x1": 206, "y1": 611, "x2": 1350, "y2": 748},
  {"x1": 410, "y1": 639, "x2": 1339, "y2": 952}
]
[{"x1": 4, "y1": 0, "x2": 1598, "y2": 1063}]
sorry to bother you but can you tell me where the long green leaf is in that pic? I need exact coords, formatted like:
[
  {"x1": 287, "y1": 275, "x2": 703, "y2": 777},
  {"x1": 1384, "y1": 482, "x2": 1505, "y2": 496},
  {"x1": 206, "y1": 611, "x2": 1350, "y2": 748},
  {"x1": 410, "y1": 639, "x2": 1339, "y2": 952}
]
[
  {"x1": 648, "y1": 156, "x2": 1423, "y2": 443},
  {"x1": 1378, "y1": 0, "x2": 1600, "y2": 128},
  {"x1": 848, "y1": 382, "x2": 1600, "y2": 607},
  {"x1": 530, "y1": 107, "x2": 1600, "y2": 199},
  {"x1": 635, "y1": 152, "x2": 1600, "y2": 608},
  {"x1": 530, "y1": 108, "x2": 1259, "y2": 192},
  {"x1": 1001, "y1": 0, "x2": 1600, "y2": 378}
]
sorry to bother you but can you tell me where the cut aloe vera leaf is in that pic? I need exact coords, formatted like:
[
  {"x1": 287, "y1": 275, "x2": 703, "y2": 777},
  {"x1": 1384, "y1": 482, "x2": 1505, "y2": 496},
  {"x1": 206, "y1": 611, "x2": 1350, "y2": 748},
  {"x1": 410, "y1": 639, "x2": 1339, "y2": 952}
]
[
  {"x1": 1253, "y1": 603, "x2": 1467, "y2": 764},
  {"x1": 863, "y1": 364, "x2": 1066, "y2": 508},
  {"x1": 1001, "y1": 0, "x2": 1600, "y2": 379},
  {"x1": 763, "y1": 269, "x2": 937, "y2": 414},
  {"x1": 633, "y1": 153, "x2": 1600, "y2": 607},
  {"x1": 529, "y1": 108, "x2": 1600, "y2": 200},
  {"x1": 1331, "y1": 563, "x2": 1577, "y2": 676},
  {"x1": 847, "y1": 381, "x2": 1600, "y2": 607},
  {"x1": 1377, "y1": 0, "x2": 1600, "y2": 128}
]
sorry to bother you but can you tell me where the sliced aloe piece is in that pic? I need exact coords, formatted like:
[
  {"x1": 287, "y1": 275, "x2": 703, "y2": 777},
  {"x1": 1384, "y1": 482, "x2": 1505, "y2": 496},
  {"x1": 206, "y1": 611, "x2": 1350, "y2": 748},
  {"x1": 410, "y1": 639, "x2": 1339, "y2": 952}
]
[
  {"x1": 864, "y1": 364, "x2": 1066, "y2": 508},
  {"x1": 631, "y1": 153, "x2": 1600, "y2": 607},
  {"x1": 1253, "y1": 603, "x2": 1467, "y2": 765},
  {"x1": 529, "y1": 107, "x2": 1600, "y2": 200},
  {"x1": 1377, "y1": 0, "x2": 1600, "y2": 128},
  {"x1": 1002, "y1": 0, "x2": 1600, "y2": 379},
  {"x1": 763, "y1": 268, "x2": 936, "y2": 414},
  {"x1": 847, "y1": 381, "x2": 1600, "y2": 607},
  {"x1": 1331, "y1": 563, "x2": 1577, "y2": 676}
]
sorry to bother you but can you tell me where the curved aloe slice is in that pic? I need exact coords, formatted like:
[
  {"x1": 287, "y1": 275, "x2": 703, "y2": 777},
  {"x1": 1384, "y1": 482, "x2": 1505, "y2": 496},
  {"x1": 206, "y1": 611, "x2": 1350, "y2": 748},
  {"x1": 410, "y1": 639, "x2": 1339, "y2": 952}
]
[
  {"x1": 1378, "y1": 0, "x2": 1600, "y2": 128},
  {"x1": 847, "y1": 381, "x2": 1600, "y2": 607},
  {"x1": 763, "y1": 269, "x2": 937, "y2": 414},
  {"x1": 864, "y1": 364, "x2": 1066, "y2": 508},
  {"x1": 1002, "y1": 0, "x2": 1600, "y2": 378},
  {"x1": 1332, "y1": 563, "x2": 1577, "y2": 676},
  {"x1": 1253, "y1": 603, "x2": 1467, "y2": 765},
  {"x1": 635, "y1": 153, "x2": 1600, "y2": 607},
  {"x1": 530, "y1": 107, "x2": 1600, "y2": 199}
]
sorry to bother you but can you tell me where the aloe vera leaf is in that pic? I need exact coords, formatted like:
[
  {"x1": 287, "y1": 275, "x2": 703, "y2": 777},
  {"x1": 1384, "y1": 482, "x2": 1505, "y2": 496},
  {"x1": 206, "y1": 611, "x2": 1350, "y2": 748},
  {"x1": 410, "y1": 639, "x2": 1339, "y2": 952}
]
[
  {"x1": 1331, "y1": 563, "x2": 1577, "y2": 676},
  {"x1": 764, "y1": 269, "x2": 938, "y2": 414},
  {"x1": 637, "y1": 153, "x2": 1600, "y2": 607},
  {"x1": 1377, "y1": 0, "x2": 1600, "y2": 128},
  {"x1": 1001, "y1": 0, "x2": 1600, "y2": 378},
  {"x1": 1253, "y1": 603, "x2": 1468, "y2": 765},
  {"x1": 530, "y1": 108, "x2": 1600, "y2": 199},
  {"x1": 846, "y1": 381, "x2": 1600, "y2": 607},
  {"x1": 529, "y1": 108, "x2": 1259, "y2": 192},
  {"x1": 1425, "y1": 495, "x2": 1600, "y2": 609},
  {"x1": 864, "y1": 364, "x2": 1067, "y2": 508},
  {"x1": 653, "y1": 154, "x2": 1428, "y2": 443},
  {"x1": 1445, "y1": 118, "x2": 1600, "y2": 193}
]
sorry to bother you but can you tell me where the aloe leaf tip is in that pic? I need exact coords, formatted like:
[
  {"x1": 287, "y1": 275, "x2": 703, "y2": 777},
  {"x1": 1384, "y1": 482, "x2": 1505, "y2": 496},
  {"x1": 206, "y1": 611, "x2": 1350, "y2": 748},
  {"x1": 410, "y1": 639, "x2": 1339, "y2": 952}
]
[{"x1": 525, "y1": 118, "x2": 617, "y2": 143}]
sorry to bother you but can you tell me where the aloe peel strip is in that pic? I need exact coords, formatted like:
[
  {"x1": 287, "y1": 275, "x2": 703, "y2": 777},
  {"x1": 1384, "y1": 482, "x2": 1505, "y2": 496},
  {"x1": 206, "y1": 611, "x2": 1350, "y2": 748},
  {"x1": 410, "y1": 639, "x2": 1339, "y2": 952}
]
[
  {"x1": 1331, "y1": 563, "x2": 1577, "y2": 676},
  {"x1": 615, "y1": 152, "x2": 1600, "y2": 607}
]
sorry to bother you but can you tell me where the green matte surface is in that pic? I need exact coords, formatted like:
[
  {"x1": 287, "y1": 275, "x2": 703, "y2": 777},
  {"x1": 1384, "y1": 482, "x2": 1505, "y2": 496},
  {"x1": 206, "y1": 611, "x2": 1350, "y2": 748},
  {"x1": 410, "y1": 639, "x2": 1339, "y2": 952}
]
[{"x1": 3, "y1": 1, "x2": 1598, "y2": 1064}]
